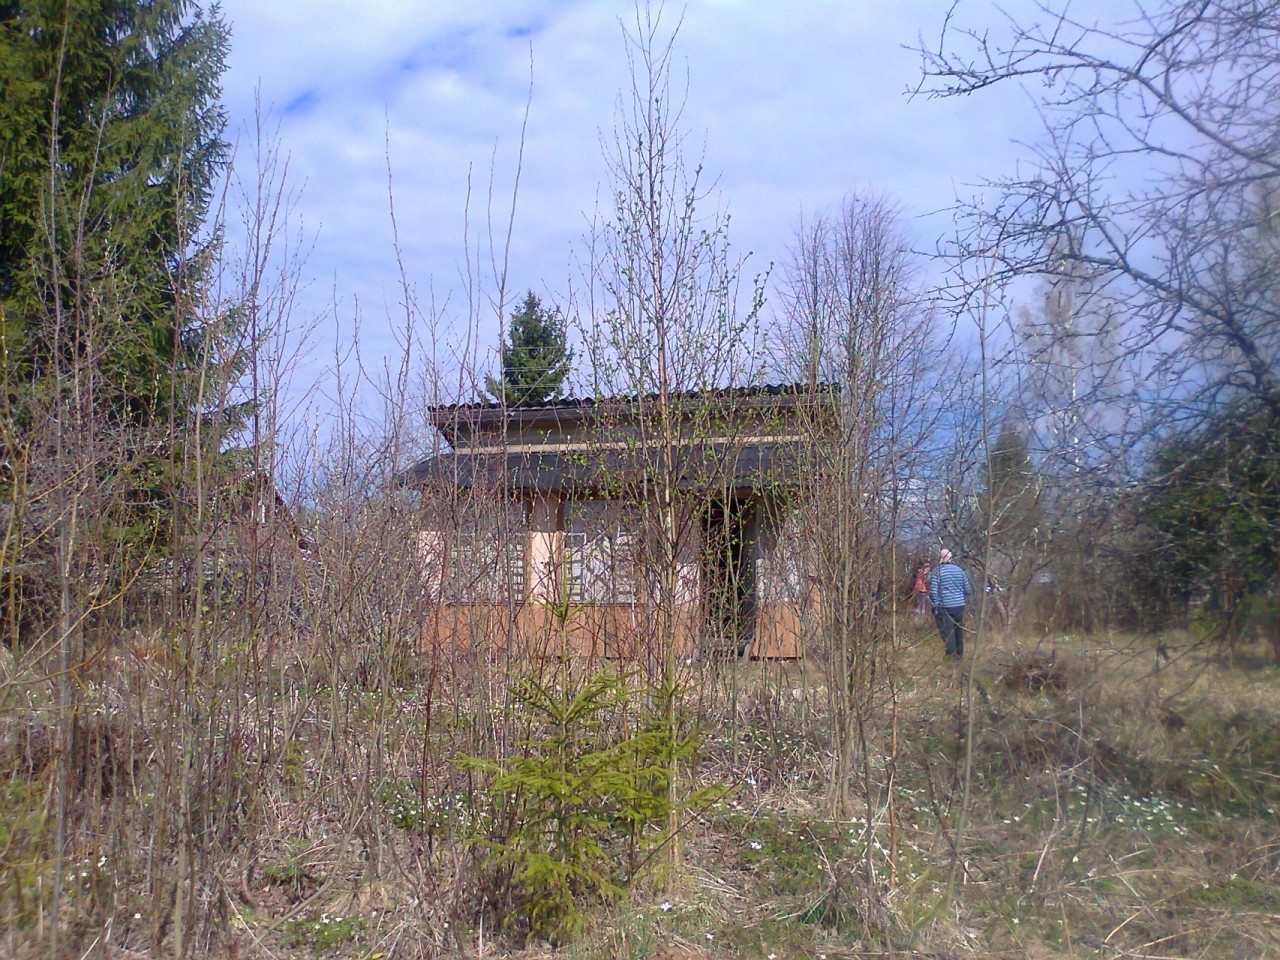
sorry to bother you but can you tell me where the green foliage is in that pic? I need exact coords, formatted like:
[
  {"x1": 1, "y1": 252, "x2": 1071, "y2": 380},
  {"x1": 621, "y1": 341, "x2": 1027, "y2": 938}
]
[
  {"x1": 0, "y1": 779, "x2": 51, "y2": 927},
  {"x1": 379, "y1": 778, "x2": 425, "y2": 830},
  {"x1": 1137, "y1": 405, "x2": 1279, "y2": 633},
  {"x1": 484, "y1": 291, "x2": 573, "y2": 405},
  {"x1": 263, "y1": 836, "x2": 316, "y2": 898},
  {"x1": 735, "y1": 814, "x2": 840, "y2": 898},
  {"x1": 0, "y1": 0, "x2": 229, "y2": 422},
  {"x1": 980, "y1": 420, "x2": 1045, "y2": 563},
  {"x1": 283, "y1": 912, "x2": 367, "y2": 950},
  {"x1": 0, "y1": 0, "x2": 234, "y2": 641},
  {"x1": 459, "y1": 669, "x2": 713, "y2": 945},
  {"x1": 376, "y1": 778, "x2": 477, "y2": 839},
  {"x1": 280, "y1": 739, "x2": 307, "y2": 786}
]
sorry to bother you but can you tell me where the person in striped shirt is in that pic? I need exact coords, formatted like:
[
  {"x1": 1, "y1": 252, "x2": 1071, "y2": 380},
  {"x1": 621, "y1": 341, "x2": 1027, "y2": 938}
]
[{"x1": 928, "y1": 548, "x2": 971, "y2": 658}]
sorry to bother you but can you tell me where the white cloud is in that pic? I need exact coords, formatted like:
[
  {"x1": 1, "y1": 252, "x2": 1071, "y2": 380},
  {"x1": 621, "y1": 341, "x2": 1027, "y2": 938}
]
[{"x1": 214, "y1": 0, "x2": 1117, "y2": 405}]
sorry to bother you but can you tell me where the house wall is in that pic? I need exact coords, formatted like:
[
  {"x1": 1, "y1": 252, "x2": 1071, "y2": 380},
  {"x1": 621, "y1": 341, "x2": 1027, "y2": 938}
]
[
  {"x1": 528, "y1": 492, "x2": 561, "y2": 601},
  {"x1": 419, "y1": 601, "x2": 802, "y2": 659},
  {"x1": 420, "y1": 602, "x2": 704, "y2": 659},
  {"x1": 419, "y1": 489, "x2": 807, "y2": 659},
  {"x1": 752, "y1": 604, "x2": 804, "y2": 658},
  {"x1": 419, "y1": 465, "x2": 808, "y2": 660}
]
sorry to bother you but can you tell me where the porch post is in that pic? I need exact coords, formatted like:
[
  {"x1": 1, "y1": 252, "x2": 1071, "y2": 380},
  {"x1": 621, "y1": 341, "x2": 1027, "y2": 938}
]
[{"x1": 528, "y1": 491, "x2": 562, "y2": 603}]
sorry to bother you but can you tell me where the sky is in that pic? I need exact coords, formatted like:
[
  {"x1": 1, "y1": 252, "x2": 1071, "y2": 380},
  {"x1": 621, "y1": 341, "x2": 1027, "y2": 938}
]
[{"x1": 213, "y1": 0, "x2": 1111, "y2": 411}]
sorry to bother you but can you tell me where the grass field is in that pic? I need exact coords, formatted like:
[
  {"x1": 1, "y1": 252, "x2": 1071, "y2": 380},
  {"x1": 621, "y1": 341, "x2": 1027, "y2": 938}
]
[
  {"x1": 498, "y1": 630, "x2": 1280, "y2": 959},
  {"x1": 2, "y1": 626, "x2": 1277, "y2": 958}
]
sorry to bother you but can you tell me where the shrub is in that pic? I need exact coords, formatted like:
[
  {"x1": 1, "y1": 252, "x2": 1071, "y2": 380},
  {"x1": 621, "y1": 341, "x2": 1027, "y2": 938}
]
[{"x1": 460, "y1": 669, "x2": 717, "y2": 945}]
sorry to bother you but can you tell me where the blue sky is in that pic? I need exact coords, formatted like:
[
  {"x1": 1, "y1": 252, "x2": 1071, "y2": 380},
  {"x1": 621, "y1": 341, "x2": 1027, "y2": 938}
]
[{"x1": 214, "y1": 0, "x2": 1118, "y2": 412}]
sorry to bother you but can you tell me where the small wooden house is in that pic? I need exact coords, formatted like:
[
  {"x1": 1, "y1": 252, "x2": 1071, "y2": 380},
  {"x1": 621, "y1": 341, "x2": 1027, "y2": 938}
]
[{"x1": 405, "y1": 386, "x2": 814, "y2": 660}]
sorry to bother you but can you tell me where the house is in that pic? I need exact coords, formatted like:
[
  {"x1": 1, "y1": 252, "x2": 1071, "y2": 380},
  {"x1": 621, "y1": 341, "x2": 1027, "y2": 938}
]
[{"x1": 404, "y1": 386, "x2": 817, "y2": 660}]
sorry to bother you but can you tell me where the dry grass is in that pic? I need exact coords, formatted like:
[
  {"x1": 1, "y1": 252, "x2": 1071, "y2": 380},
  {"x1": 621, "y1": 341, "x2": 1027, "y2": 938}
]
[
  {"x1": 534, "y1": 629, "x2": 1279, "y2": 960},
  {"x1": 1, "y1": 626, "x2": 1276, "y2": 958}
]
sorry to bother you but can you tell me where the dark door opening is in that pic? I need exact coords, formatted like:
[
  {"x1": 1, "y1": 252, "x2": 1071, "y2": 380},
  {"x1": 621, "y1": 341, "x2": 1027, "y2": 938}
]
[{"x1": 703, "y1": 496, "x2": 756, "y2": 657}]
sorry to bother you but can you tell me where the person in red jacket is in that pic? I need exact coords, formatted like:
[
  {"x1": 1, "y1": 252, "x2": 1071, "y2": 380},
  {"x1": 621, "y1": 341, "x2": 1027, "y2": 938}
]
[{"x1": 912, "y1": 561, "x2": 931, "y2": 617}]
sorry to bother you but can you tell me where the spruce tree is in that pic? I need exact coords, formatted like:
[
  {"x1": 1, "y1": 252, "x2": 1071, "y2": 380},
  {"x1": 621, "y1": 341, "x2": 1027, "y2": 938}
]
[
  {"x1": 1140, "y1": 408, "x2": 1279, "y2": 629},
  {"x1": 485, "y1": 291, "x2": 572, "y2": 405},
  {"x1": 983, "y1": 422, "x2": 1043, "y2": 552},
  {"x1": 0, "y1": 0, "x2": 229, "y2": 425},
  {"x1": 0, "y1": 0, "x2": 231, "y2": 639}
]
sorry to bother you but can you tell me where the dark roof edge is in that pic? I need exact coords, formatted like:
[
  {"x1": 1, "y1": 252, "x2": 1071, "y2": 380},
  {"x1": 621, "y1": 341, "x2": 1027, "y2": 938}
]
[{"x1": 427, "y1": 382, "x2": 827, "y2": 424}]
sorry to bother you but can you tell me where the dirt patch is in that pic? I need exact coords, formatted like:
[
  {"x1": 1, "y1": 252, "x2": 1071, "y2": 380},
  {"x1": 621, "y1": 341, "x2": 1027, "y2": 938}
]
[
  {"x1": 999, "y1": 650, "x2": 1072, "y2": 695},
  {"x1": 646, "y1": 946, "x2": 710, "y2": 960}
]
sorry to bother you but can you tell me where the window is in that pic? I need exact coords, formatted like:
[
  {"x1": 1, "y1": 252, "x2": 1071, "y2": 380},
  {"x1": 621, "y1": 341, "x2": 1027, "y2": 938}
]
[
  {"x1": 565, "y1": 500, "x2": 638, "y2": 603},
  {"x1": 439, "y1": 497, "x2": 528, "y2": 602}
]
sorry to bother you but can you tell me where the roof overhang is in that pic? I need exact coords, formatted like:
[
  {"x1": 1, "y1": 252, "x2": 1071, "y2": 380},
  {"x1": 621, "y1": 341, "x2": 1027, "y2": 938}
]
[{"x1": 404, "y1": 441, "x2": 808, "y2": 495}]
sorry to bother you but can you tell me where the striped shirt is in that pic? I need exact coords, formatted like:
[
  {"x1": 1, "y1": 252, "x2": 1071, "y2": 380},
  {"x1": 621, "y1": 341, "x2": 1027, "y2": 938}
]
[{"x1": 929, "y1": 562, "x2": 971, "y2": 609}]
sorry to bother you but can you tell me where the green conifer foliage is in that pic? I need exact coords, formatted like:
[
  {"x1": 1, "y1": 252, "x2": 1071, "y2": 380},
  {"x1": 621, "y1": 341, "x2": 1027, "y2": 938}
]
[
  {"x1": 0, "y1": 0, "x2": 229, "y2": 425},
  {"x1": 1140, "y1": 408, "x2": 1279, "y2": 630},
  {"x1": 485, "y1": 291, "x2": 572, "y2": 405},
  {"x1": 0, "y1": 0, "x2": 230, "y2": 639},
  {"x1": 983, "y1": 421, "x2": 1043, "y2": 552}
]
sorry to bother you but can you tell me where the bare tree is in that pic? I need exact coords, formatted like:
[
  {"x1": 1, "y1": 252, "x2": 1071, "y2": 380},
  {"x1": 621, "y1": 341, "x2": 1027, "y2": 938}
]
[
  {"x1": 918, "y1": 0, "x2": 1279, "y2": 439},
  {"x1": 996, "y1": 247, "x2": 1145, "y2": 629},
  {"x1": 918, "y1": 0, "x2": 1280, "y2": 640},
  {"x1": 574, "y1": 2, "x2": 764, "y2": 872},
  {"x1": 770, "y1": 195, "x2": 940, "y2": 908}
]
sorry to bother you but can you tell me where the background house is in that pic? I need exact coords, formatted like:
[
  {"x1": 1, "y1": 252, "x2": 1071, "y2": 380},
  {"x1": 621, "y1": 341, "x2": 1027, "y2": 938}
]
[{"x1": 405, "y1": 386, "x2": 815, "y2": 660}]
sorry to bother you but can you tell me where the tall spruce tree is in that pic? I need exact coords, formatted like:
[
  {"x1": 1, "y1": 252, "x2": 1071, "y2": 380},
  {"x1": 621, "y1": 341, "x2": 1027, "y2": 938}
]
[
  {"x1": 0, "y1": 0, "x2": 228, "y2": 423},
  {"x1": 1139, "y1": 407, "x2": 1280, "y2": 631},
  {"x1": 0, "y1": 0, "x2": 230, "y2": 641},
  {"x1": 983, "y1": 421, "x2": 1043, "y2": 553},
  {"x1": 485, "y1": 291, "x2": 572, "y2": 405}
]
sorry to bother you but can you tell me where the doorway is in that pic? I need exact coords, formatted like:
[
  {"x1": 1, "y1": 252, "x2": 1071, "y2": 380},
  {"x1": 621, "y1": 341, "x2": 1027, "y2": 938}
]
[{"x1": 702, "y1": 496, "x2": 757, "y2": 657}]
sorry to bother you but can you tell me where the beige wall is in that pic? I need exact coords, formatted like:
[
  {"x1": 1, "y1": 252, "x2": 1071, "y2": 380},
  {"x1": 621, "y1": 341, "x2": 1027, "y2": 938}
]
[
  {"x1": 527, "y1": 492, "x2": 562, "y2": 602},
  {"x1": 421, "y1": 601, "x2": 804, "y2": 660},
  {"x1": 418, "y1": 488, "x2": 809, "y2": 658}
]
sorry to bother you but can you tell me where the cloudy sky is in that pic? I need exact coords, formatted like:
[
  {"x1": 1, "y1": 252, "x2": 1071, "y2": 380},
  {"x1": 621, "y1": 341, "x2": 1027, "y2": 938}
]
[{"x1": 213, "y1": 0, "x2": 1108, "y2": 405}]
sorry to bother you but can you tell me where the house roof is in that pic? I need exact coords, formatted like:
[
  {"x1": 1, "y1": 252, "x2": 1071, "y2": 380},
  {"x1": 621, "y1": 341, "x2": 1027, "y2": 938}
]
[
  {"x1": 403, "y1": 441, "x2": 807, "y2": 494},
  {"x1": 429, "y1": 382, "x2": 814, "y2": 416},
  {"x1": 426, "y1": 383, "x2": 820, "y2": 445},
  {"x1": 404, "y1": 383, "x2": 829, "y2": 493}
]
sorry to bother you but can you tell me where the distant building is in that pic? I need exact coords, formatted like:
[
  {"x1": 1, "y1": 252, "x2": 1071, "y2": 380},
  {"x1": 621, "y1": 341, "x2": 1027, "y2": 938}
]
[{"x1": 404, "y1": 386, "x2": 816, "y2": 659}]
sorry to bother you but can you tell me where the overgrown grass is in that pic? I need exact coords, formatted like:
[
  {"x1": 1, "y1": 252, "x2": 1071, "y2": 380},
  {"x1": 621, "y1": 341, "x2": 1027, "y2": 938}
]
[{"x1": 1, "y1": 630, "x2": 1276, "y2": 958}]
